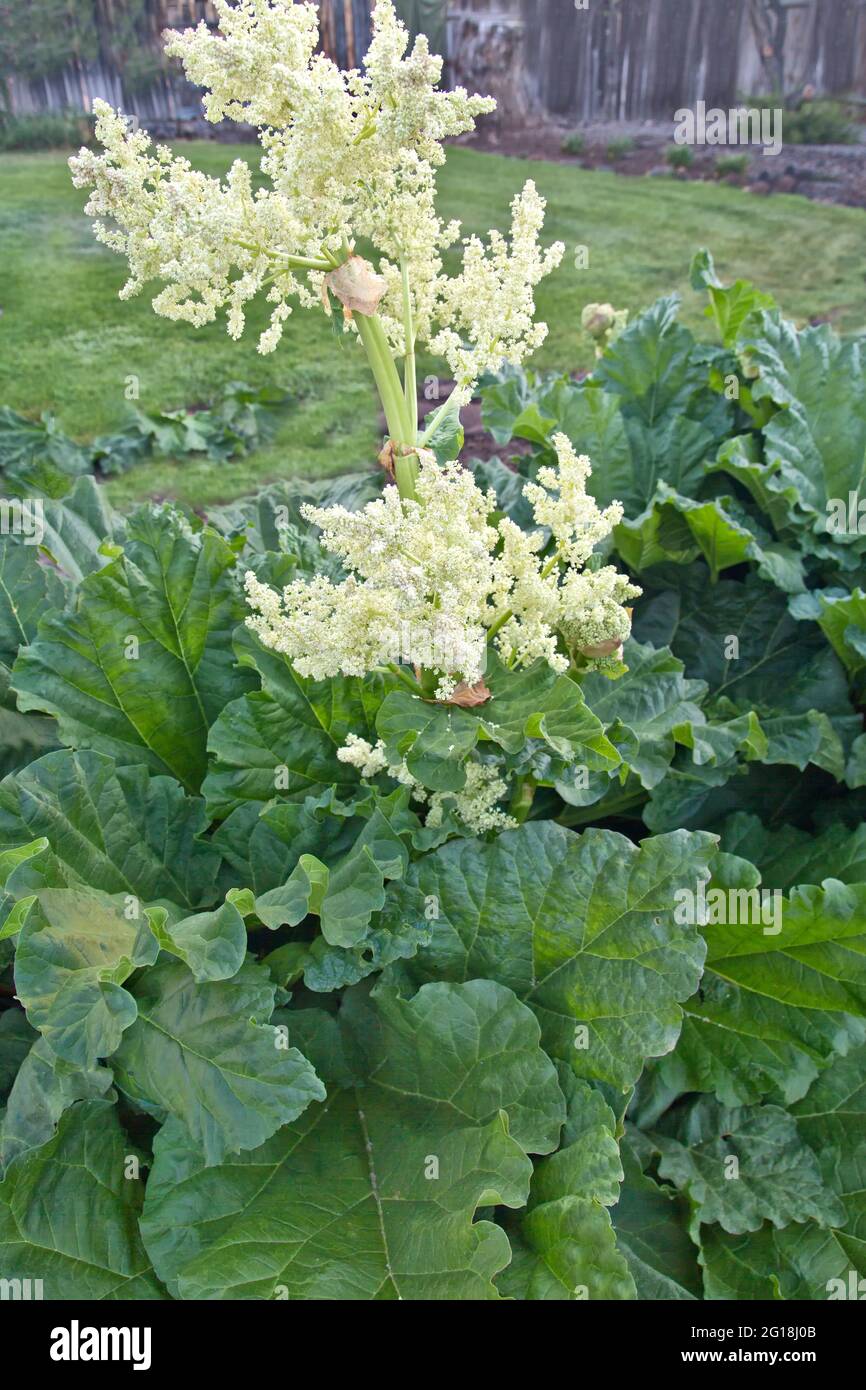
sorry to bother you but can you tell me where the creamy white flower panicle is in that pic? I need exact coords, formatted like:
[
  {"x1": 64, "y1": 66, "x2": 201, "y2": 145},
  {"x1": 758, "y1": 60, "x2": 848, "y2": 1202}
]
[
  {"x1": 426, "y1": 763, "x2": 517, "y2": 835},
  {"x1": 560, "y1": 566, "x2": 639, "y2": 655},
  {"x1": 336, "y1": 734, "x2": 391, "y2": 779},
  {"x1": 245, "y1": 451, "x2": 498, "y2": 690},
  {"x1": 68, "y1": 0, "x2": 561, "y2": 384},
  {"x1": 429, "y1": 183, "x2": 564, "y2": 387},
  {"x1": 244, "y1": 440, "x2": 639, "y2": 690},
  {"x1": 523, "y1": 433, "x2": 623, "y2": 566}
]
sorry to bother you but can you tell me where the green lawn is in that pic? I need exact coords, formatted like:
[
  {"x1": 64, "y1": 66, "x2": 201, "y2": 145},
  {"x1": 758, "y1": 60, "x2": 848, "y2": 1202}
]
[{"x1": 2, "y1": 142, "x2": 865, "y2": 509}]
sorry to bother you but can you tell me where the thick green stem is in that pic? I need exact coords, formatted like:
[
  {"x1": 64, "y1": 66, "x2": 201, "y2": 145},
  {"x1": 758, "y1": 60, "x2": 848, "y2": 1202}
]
[
  {"x1": 394, "y1": 453, "x2": 420, "y2": 502},
  {"x1": 401, "y1": 258, "x2": 417, "y2": 440},
  {"x1": 355, "y1": 310, "x2": 412, "y2": 447}
]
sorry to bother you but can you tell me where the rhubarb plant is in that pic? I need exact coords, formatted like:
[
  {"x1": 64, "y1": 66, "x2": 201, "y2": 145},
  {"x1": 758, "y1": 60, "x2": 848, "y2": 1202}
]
[{"x1": 0, "y1": 1, "x2": 863, "y2": 1304}]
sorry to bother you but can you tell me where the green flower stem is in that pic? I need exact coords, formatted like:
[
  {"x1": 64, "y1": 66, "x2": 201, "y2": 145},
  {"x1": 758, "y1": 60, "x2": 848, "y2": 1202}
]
[
  {"x1": 355, "y1": 310, "x2": 412, "y2": 443},
  {"x1": 286, "y1": 253, "x2": 333, "y2": 270},
  {"x1": 384, "y1": 662, "x2": 425, "y2": 695},
  {"x1": 394, "y1": 452, "x2": 420, "y2": 502},
  {"x1": 419, "y1": 383, "x2": 462, "y2": 446},
  {"x1": 230, "y1": 239, "x2": 332, "y2": 272},
  {"x1": 401, "y1": 257, "x2": 418, "y2": 439}
]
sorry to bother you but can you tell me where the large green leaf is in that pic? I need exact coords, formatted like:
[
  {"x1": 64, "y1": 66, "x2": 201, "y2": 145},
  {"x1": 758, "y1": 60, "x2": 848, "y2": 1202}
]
[
  {"x1": 212, "y1": 784, "x2": 379, "y2": 897},
  {"x1": 376, "y1": 691, "x2": 479, "y2": 792},
  {"x1": 0, "y1": 475, "x2": 117, "y2": 655},
  {"x1": 12, "y1": 506, "x2": 256, "y2": 792},
  {"x1": 478, "y1": 654, "x2": 619, "y2": 768},
  {"x1": 720, "y1": 812, "x2": 866, "y2": 892},
  {"x1": 634, "y1": 567, "x2": 856, "y2": 779},
  {"x1": 739, "y1": 313, "x2": 866, "y2": 536},
  {"x1": 612, "y1": 1144, "x2": 702, "y2": 1299},
  {"x1": 0, "y1": 707, "x2": 58, "y2": 780},
  {"x1": 579, "y1": 639, "x2": 705, "y2": 792},
  {"x1": 203, "y1": 626, "x2": 385, "y2": 817},
  {"x1": 0, "y1": 406, "x2": 92, "y2": 476},
  {"x1": 145, "y1": 901, "x2": 248, "y2": 982},
  {"x1": 481, "y1": 364, "x2": 727, "y2": 515},
  {"x1": 791, "y1": 1041, "x2": 866, "y2": 1277},
  {"x1": 499, "y1": 1065, "x2": 635, "y2": 1300},
  {"x1": 263, "y1": 879, "x2": 433, "y2": 994},
  {"x1": 13, "y1": 886, "x2": 159, "y2": 1068},
  {"x1": 252, "y1": 792, "x2": 411, "y2": 948},
  {"x1": 0, "y1": 749, "x2": 222, "y2": 911},
  {"x1": 0, "y1": 1008, "x2": 35, "y2": 1102},
  {"x1": 31, "y1": 475, "x2": 120, "y2": 586},
  {"x1": 615, "y1": 483, "x2": 804, "y2": 592},
  {"x1": 141, "y1": 979, "x2": 565, "y2": 1300},
  {"x1": 790, "y1": 587, "x2": 866, "y2": 683},
  {"x1": 699, "y1": 1043, "x2": 866, "y2": 1299},
  {"x1": 111, "y1": 958, "x2": 324, "y2": 1164},
  {"x1": 690, "y1": 247, "x2": 776, "y2": 349},
  {"x1": 387, "y1": 820, "x2": 715, "y2": 1090},
  {"x1": 650, "y1": 872, "x2": 866, "y2": 1107},
  {"x1": 0, "y1": 1036, "x2": 113, "y2": 1172},
  {"x1": 650, "y1": 1097, "x2": 843, "y2": 1237},
  {"x1": 376, "y1": 657, "x2": 618, "y2": 797},
  {"x1": 0, "y1": 534, "x2": 65, "y2": 680},
  {"x1": 0, "y1": 1099, "x2": 166, "y2": 1299},
  {"x1": 593, "y1": 295, "x2": 712, "y2": 427},
  {"x1": 698, "y1": 1221, "x2": 857, "y2": 1301}
]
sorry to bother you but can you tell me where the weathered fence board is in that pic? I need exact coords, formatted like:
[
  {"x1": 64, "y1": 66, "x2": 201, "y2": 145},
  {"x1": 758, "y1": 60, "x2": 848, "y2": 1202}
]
[
  {"x1": 4, "y1": 0, "x2": 865, "y2": 126},
  {"x1": 453, "y1": 0, "x2": 866, "y2": 123}
]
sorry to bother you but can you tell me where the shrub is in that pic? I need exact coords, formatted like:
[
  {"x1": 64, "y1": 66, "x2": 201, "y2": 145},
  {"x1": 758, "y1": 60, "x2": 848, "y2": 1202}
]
[
  {"x1": 606, "y1": 135, "x2": 635, "y2": 161},
  {"x1": 561, "y1": 129, "x2": 585, "y2": 156},
  {"x1": 784, "y1": 99, "x2": 857, "y2": 146},
  {"x1": 0, "y1": 110, "x2": 93, "y2": 152},
  {"x1": 666, "y1": 143, "x2": 695, "y2": 169},
  {"x1": 742, "y1": 93, "x2": 857, "y2": 146},
  {"x1": 715, "y1": 152, "x2": 750, "y2": 177},
  {"x1": 3, "y1": 237, "x2": 865, "y2": 1302}
]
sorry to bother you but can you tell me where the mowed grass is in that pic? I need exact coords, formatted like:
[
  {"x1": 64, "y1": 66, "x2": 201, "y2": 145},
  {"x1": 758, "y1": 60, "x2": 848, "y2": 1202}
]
[{"x1": 1, "y1": 141, "x2": 865, "y2": 508}]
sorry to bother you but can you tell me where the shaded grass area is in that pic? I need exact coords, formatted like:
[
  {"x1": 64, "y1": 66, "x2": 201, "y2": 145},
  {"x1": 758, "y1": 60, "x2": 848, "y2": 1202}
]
[{"x1": 1, "y1": 141, "x2": 864, "y2": 508}]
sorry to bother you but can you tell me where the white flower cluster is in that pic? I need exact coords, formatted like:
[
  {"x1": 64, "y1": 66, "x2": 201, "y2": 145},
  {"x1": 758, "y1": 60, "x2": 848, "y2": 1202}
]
[
  {"x1": 427, "y1": 762, "x2": 516, "y2": 835},
  {"x1": 429, "y1": 183, "x2": 564, "y2": 387},
  {"x1": 337, "y1": 736, "x2": 515, "y2": 835},
  {"x1": 245, "y1": 451, "x2": 497, "y2": 697},
  {"x1": 69, "y1": 0, "x2": 562, "y2": 387},
  {"x1": 244, "y1": 438, "x2": 640, "y2": 693}
]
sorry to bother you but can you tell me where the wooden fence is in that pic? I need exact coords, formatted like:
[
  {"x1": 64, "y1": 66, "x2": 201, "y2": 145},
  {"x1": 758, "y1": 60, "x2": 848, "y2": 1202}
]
[
  {"x1": 452, "y1": 0, "x2": 866, "y2": 123},
  {"x1": 4, "y1": 1, "x2": 866, "y2": 125}
]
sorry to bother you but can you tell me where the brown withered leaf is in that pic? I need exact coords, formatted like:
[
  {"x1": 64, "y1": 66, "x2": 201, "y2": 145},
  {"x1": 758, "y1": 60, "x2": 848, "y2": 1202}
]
[
  {"x1": 446, "y1": 679, "x2": 492, "y2": 708},
  {"x1": 378, "y1": 439, "x2": 398, "y2": 478},
  {"x1": 578, "y1": 638, "x2": 624, "y2": 659},
  {"x1": 324, "y1": 255, "x2": 387, "y2": 316}
]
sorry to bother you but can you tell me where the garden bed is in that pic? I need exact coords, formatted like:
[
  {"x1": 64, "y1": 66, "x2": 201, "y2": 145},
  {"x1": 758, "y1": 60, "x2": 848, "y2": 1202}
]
[{"x1": 469, "y1": 118, "x2": 866, "y2": 209}]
